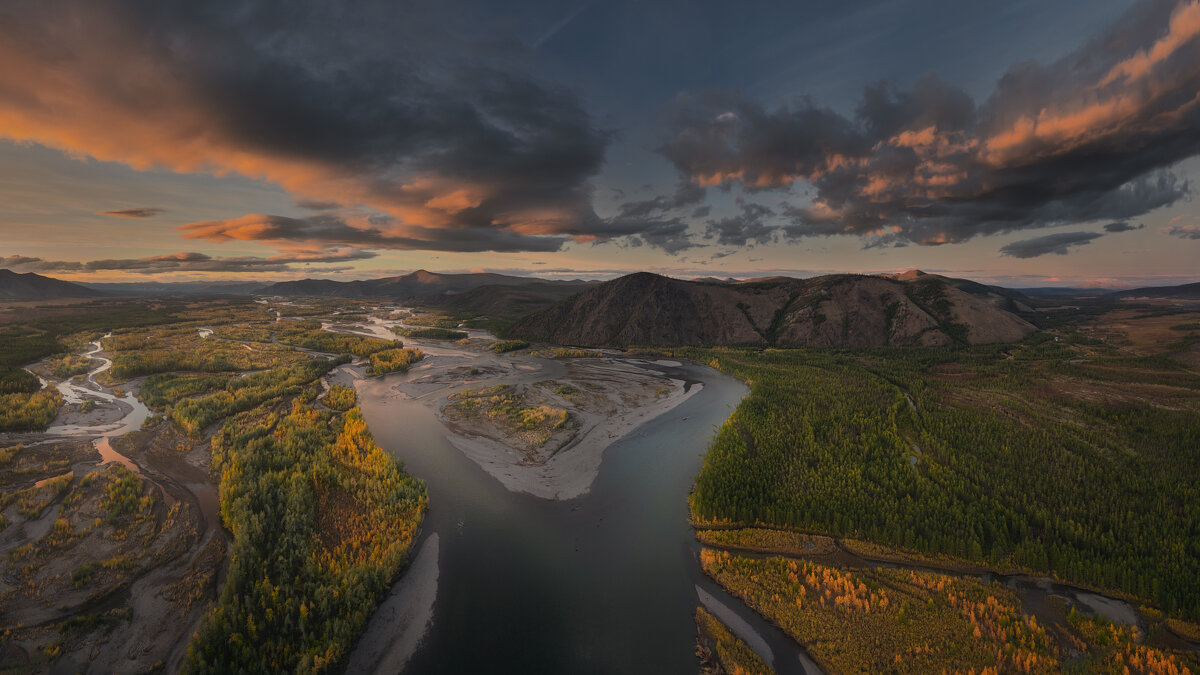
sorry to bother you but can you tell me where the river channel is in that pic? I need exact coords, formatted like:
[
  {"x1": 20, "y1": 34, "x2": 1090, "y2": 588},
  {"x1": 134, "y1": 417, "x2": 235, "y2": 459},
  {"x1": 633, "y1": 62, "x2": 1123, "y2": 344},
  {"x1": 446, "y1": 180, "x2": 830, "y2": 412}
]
[{"x1": 357, "y1": 358, "x2": 819, "y2": 674}]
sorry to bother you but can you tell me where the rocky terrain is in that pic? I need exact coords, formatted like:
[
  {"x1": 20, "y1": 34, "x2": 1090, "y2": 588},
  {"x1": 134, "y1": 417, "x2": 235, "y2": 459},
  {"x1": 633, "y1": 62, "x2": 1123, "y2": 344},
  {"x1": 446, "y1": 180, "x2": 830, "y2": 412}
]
[{"x1": 510, "y1": 271, "x2": 1037, "y2": 348}]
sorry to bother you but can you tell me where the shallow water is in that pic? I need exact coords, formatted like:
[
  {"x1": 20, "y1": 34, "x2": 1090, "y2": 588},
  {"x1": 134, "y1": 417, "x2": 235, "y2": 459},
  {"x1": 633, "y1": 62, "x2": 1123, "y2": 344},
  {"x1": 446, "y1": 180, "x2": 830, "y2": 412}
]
[
  {"x1": 42, "y1": 335, "x2": 150, "y2": 471},
  {"x1": 357, "y1": 362, "x2": 817, "y2": 674}
]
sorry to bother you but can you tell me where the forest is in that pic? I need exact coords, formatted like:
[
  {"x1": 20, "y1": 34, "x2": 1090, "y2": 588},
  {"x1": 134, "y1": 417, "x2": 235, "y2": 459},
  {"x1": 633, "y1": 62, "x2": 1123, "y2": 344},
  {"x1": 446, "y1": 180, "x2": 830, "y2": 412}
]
[
  {"x1": 0, "y1": 298, "x2": 438, "y2": 672},
  {"x1": 106, "y1": 326, "x2": 304, "y2": 379},
  {"x1": 366, "y1": 347, "x2": 424, "y2": 376},
  {"x1": 688, "y1": 320, "x2": 1200, "y2": 622},
  {"x1": 322, "y1": 385, "x2": 357, "y2": 411},
  {"x1": 700, "y1": 549, "x2": 1194, "y2": 673},
  {"x1": 489, "y1": 339, "x2": 530, "y2": 353},
  {"x1": 0, "y1": 301, "x2": 187, "y2": 429},
  {"x1": 694, "y1": 606, "x2": 772, "y2": 675},
  {"x1": 183, "y1": 398, "x2": 426, "y2": 672},
  {"x1": 149, "y1": 358, "x2": 348, "y2": 435},
  {"x1": 275, "y1": 320, "x2": 398, "y2": 356},
  {"x1": 392, "y1": 326, "x2": 467, "y2": 340},
  {"x1": 0, "y1": 388, "x2": 62, "y2": 431}
]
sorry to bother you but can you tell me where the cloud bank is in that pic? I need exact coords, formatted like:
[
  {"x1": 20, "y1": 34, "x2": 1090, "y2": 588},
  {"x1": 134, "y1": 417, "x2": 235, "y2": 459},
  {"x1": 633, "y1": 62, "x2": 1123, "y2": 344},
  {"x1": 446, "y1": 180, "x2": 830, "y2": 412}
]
[
  {"x1": 99, "y1": 207, "x2": 165, "y2": 218},
  {"x1": 0, "y1": 0, "x2": 617, "y2": 253},
  {"x1": 999, "y1": 232, "x2": 1104, "y2": 258},
  {"x1": 2, "y1": 0, "x2": 1198, "y2": 261},
  {"x1": 1166, "y1": 224, "x2": 1200, "y2": 239},
  {"x1": 660, "y1": 0, "x2": 1200, "y2": 248},
  {"x1": 0, "y1": 249, "x2": 374, "y2": 275},
  {"x1": 1103, "y1": 221, "x2": 1145, "y2": 233}
]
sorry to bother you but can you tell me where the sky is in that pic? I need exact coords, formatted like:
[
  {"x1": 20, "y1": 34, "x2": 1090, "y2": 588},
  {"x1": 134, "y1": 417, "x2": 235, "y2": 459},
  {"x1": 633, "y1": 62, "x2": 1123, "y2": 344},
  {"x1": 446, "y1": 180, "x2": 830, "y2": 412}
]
[{"x1": 1, "y1": 0, "x2": 1199, "y2": 288}]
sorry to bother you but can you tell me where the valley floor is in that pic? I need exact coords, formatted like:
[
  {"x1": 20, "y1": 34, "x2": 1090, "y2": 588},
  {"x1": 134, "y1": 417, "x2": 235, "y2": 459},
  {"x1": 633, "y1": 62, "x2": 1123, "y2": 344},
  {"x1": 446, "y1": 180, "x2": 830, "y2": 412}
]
[{"x1": 2, "y1": 295, "x2": 1198, "y2": 674}]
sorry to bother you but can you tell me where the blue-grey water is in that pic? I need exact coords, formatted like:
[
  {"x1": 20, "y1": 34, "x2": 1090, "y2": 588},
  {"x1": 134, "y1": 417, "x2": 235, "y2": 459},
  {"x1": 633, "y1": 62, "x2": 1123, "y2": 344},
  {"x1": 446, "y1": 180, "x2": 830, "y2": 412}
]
[{"x1": 358, "y1": 362, "x2": 815, "y2": 674}]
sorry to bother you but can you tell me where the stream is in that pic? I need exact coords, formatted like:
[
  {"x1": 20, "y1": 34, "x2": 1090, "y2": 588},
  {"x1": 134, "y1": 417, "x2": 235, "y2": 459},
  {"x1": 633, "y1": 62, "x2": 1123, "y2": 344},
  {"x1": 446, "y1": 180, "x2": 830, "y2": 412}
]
[{"x1": 40, "y1": 334, "x2": 150, "y2": 473}]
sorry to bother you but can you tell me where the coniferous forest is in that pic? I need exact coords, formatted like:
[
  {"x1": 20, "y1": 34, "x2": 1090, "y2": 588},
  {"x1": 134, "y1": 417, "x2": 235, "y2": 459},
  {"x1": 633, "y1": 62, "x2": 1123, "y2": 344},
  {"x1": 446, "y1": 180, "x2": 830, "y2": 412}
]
[{"x1": 689, "y1": 329, "x2": 1200, "y2": 621}]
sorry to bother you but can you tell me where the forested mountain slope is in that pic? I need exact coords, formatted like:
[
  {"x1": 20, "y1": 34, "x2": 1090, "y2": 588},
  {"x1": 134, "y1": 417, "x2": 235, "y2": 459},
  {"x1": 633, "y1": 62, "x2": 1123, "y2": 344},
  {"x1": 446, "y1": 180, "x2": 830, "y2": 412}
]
[{"x1": 509, "y1": 271, "x2": 1036, "y2": 347}]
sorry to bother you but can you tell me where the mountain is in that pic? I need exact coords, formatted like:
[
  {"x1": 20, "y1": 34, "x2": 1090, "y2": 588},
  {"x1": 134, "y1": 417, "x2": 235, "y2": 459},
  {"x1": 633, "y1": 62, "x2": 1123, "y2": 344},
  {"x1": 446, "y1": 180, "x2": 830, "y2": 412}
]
[
  {"x1": 1110, "y1": 282, "x2": 1200, "y2": 300},
  {"x1": 261, "y1": 270, "x2": 570, "y2": 299},
  {"x1": 883, "y1": 269, "x2": 1035, "y2": 313},
  {"x1": 0, "y1": 269, "x2": 106, "y2": 300},
  {"x1": 259, "y1": 278, "x2": 351, "y2": 297},
  {"x1": 1013, "y1": 287, "x2": 1114, "y2": 298},
  {"x1": 509, "y1": 272, "x2": 1036, "y2": 348},
  {"x1": 418, "y1": 281, "x2": 596, "y2": 319},
  {"x1": 80, "y1": 281, "x2": 269, "y2": 295}
]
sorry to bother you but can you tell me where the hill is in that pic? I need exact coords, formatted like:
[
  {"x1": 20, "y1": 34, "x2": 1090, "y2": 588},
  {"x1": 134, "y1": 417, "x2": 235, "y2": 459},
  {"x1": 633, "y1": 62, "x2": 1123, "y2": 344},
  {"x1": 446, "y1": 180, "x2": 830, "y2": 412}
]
[
  {"x1": 509, "y1": 272, "x2": 1036, "y2": 347},
  {"x1": 884, "y1": 270, "x2": 1035, "y2": 313},
  {"x1": 0, "y1": 269, "x2": 106, "y2": 300},
  {"x1": 1110, "y1": 281, "x2": 1200, "y2": 300},
  {"x1": 80, "y1": 281, "x2": 269, "y2": 295},
  {"x1": 418, "y1": 281, "x2": 595, "y2": 319},
  {"x1": 261, "y1": 270, "x2": 577, "y2": 300}
]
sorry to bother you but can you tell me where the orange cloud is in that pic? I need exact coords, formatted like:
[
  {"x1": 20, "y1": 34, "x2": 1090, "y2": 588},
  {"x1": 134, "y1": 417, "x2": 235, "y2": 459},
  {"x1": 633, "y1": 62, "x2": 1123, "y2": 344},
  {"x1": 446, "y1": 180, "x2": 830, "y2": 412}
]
[
  {"x1": 1101, "y1": 0, "x2": 1200, "y2": 85},
  {"x1": 662, "y1": 1, "x2": 1199, "y2": 247},
  {"x1": 0, "y1": 2, "x2": 610, "y2": 253}
]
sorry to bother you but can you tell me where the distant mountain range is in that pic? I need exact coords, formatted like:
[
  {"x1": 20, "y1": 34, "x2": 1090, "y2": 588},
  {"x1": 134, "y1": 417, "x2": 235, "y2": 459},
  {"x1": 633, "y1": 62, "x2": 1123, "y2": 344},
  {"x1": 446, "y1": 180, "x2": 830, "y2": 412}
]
[
  {"x1": 0, "y1": 269, "x2": 105, "y2": 300},
  {"x1": 3, "y1": 267, "x2": 1199, "y2": 349},
  {"x1": 79, "y1": 281, "x2": 270, "y2": 295},
  {"x1": 259, "y1": 270, "x2": 599, "y2": 319},
  {"x1": 509, "y1": 271, "x2": 1038, "y2": 347},
  {"x1": 1110, "y1": 282, "x2": 1200, "y2": 300},
  {"x1": 260, "y1": 269, "x2": 586, "y2": 299}
]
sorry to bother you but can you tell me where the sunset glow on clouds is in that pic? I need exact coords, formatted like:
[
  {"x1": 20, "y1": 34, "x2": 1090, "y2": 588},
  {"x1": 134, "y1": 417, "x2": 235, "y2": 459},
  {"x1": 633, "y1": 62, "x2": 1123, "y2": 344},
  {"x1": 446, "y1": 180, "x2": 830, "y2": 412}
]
[
  {"x1": 0, "y1": 0, "x2": 1197, "y2": 284},
  {"x1": 0, "y1": 2, "x2": 611, "y2": 254},
  {"x1": 660, "y1": 0, "x2": 1200, "y2": 249}
]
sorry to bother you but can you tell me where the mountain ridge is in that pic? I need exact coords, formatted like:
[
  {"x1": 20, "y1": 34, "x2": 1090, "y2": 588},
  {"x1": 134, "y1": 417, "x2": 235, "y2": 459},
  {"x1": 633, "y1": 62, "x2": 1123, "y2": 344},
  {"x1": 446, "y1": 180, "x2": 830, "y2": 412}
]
[
  {"x1": 509, "y1": 271, "x2": 1039, "y2": 348},
  {"x1": 0, "y1": 269, "x2": 106, "y2": 300},
  {"x1": 261, "y1": 269, "x2": 581, "y2": 299}
]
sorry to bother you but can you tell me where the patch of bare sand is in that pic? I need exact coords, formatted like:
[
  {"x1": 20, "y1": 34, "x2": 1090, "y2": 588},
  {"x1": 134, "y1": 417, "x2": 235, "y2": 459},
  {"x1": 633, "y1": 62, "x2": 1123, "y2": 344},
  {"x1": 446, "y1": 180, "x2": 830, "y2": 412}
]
[
  {"x1": 344, "y1": 533, "x2": 439, "y2": 674},
  {"x1": 439, "y1": 358, "x2": 701, "y2": 500},
  {"x1": 0, "y1": 423, "x2": 224, "y2": 674}
]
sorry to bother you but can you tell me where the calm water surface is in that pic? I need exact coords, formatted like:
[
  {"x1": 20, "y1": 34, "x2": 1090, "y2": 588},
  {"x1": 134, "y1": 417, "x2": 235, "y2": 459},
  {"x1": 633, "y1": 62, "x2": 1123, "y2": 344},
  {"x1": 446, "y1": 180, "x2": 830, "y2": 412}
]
[{"x1": 358, "y1": 362, "x2": 813, "y2": 674}]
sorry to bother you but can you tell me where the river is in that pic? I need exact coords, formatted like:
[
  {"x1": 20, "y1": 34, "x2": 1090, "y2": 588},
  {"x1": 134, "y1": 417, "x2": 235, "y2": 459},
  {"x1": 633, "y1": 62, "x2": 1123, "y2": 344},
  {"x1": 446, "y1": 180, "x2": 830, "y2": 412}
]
[
  {"x1": 38, "y1": 334, "x2": 150, "y2": 471},
  {"x1": 357, "y1": 359, "x2": 819, "y2": 674}
]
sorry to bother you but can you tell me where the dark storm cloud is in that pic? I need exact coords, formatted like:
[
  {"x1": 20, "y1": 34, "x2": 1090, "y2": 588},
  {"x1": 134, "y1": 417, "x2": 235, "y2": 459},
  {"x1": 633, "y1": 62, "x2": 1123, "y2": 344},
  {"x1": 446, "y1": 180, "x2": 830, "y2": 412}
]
[
  {"x1": 294, "y1": 200, "x2": 342, "y2": 212},
  {"x1": 0, "y1": 256, "x2": 54, "y2": 271},
  {"x1": 704, "y1": 204, "x2": 778, "y2": 247},
  {"x1": 0, "y1": 0, "x2": 627, "y2": 253},
  {"x1": 999, "y1": 232, "x2": 1104, "y2": 258},
  {"x1": 659, "y1": 0, "x2": 1200, "y2": 246},
  {"x1": 633, "y1": 221, "x2": 695, "y2": 254},
  {"x1": 98, "y1": 207, "x2": 165, "y2": 218},
  {"x1": 861, "y1": 233, "x2": 910, "y2": 249},
  {"x1": 180, "y1": 213, "x2": 567, "y2": 253},
  {"x1": 1104, "y1": 221, "x2": 1145, "y2": 232},
  {"x1": 615, "y1": 181, "x2": 706, "y2": 218},
  {"x1": 575, "y1": 215, "x2": 695, "y2": 254},
  {"x1": 1, "y1": 249, "x2": 375, "y2": 275}
]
